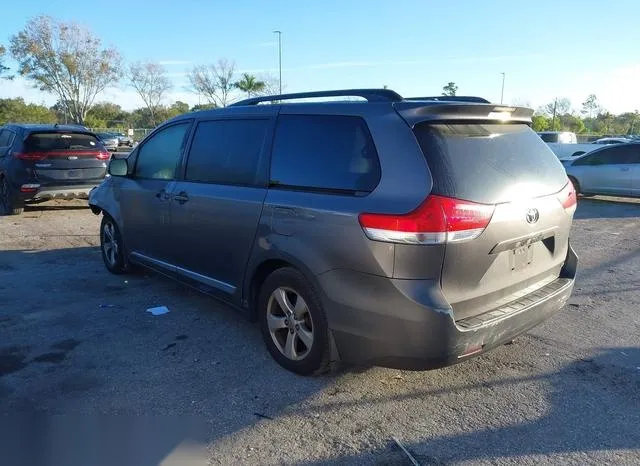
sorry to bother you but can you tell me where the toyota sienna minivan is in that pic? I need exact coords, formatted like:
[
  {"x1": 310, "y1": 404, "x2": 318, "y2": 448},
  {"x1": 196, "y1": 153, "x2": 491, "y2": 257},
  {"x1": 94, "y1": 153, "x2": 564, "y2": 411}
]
[{"x1": 89, "y1": 89, "x2": 578, "y2": 375}]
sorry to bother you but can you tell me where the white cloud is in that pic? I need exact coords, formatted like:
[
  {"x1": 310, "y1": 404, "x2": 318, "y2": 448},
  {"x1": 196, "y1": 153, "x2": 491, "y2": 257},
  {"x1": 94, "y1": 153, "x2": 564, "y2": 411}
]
[{"x1": 0, "y1": 77, "x2": 57, "y2": 106}]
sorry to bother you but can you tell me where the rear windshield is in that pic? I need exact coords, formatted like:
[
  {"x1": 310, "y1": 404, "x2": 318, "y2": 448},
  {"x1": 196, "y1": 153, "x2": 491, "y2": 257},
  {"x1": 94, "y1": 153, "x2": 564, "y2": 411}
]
[
  {"x1": 414, "y1": 123, "x2": 568, "y2": 204},
  {"x1": 24, "y1": 132, "x2": 102, "y2": 152}
]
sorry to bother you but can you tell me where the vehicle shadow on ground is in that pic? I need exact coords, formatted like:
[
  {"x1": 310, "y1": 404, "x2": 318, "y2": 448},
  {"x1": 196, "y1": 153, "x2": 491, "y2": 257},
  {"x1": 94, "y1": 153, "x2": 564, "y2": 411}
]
[
  {"x1": 23, "y1": 204, "x2": 90, "y2": 213},
  {"x1": 0, "y1": 246, "x2": 335, "y2": 465},
  {"x1": 574, "y1": 196, "x2": 640, "y2": 219},
  {"x1": 300, "y1": 347, "x2": 640, "y2": 464}
]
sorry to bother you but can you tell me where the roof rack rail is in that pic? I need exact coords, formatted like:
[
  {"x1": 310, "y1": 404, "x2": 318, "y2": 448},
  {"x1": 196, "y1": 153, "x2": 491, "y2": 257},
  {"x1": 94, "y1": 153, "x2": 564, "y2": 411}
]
[
  {"x1": 230, "y1": 88, "x2": 403, "y2": 106},
  {"x1": 405, "y1": 96, "x2": 491, "y2": 104}
]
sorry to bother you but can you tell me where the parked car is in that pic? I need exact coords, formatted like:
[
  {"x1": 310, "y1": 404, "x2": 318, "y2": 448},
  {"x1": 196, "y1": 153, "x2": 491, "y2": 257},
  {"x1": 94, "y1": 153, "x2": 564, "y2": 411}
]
[
  {"x1": 563, "y1": 143, "x2": 640, "y2": 197},
  {"x1": 96, "y1": 132, "x2": 120, "y2": 152},
  {"x1": 89, "y1": 89, "x2": 578, "y2": 375},
  {"x1": 0, "y1": 124, "x2": 110, "y2": 215},
  {"x1": 113, "y1": 132, "x2": 134, "y2": 147},
  {"x1": 592, "y1": 137, "x2": 633, "y2": 145}
]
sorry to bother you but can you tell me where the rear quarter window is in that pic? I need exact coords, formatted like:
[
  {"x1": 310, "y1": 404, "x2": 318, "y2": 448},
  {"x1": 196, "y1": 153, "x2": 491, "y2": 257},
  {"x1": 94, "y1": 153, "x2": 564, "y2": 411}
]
[
  {"x1": 415, "y1": 123, "x2": 568, "y2": 204},
  {"x1": 24, "y1": 132, "x2": 102, "y2": 152},
  {"x1": 270, "y1": 115, "x2": 381, "y2": 194}
]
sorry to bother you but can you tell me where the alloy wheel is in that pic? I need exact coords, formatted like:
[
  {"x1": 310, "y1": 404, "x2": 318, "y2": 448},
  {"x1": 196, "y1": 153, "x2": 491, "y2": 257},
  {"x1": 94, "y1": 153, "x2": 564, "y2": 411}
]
[{"x1": 266, "y1": 287, "x2": 314, "y2": 361}]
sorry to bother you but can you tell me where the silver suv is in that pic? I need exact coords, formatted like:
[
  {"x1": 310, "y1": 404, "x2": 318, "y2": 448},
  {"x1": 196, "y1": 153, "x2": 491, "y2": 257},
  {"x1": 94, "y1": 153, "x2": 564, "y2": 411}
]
[{"x1": 89, "y1": 89, "x2": 578, "y2": 375}]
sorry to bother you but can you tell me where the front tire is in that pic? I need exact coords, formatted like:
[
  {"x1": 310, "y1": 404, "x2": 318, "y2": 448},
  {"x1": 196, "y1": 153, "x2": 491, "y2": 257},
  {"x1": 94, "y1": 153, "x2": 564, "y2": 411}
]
[
  {"x1": 258, "y1": 267, "x2": 330, "y2": 376},
  {"x1": 100, "y1": 215, "x2": 129, "y2": 274}
]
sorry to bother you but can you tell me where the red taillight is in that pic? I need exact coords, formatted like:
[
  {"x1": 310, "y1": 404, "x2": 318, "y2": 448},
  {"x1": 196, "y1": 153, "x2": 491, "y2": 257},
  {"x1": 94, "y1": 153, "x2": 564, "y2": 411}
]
[
  {"x1": 358, "y1": 195, "x2": 495, "y2": 244},
  {"x1": 13, "y1": 152, "x2": 47, "y2": 161},
  {"x1": 20, "y1": 184, "x2": 40, "y2": 193},
  {"x1": 96, "y1": 151, "x2": 111, "y2": 160},
  {"x1": 557, "y1": 181, "x2": 577, "y2": 213}
]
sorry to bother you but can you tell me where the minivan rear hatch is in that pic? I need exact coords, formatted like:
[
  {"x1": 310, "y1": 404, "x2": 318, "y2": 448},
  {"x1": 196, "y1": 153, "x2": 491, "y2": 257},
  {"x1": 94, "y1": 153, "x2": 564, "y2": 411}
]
[
  {"x1": 398, "y1": 104, "x2": 575, "y2": 321},
  {"x1": 18, "y1": 131, "x2": 109, "y2": 184}
]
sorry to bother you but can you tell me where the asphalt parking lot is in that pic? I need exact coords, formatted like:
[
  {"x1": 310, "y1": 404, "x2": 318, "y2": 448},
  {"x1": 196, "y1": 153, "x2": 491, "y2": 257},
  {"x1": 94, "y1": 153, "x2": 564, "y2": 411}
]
[{"x1": 1, "y1": 197, "x2": 639, "y2": 465}]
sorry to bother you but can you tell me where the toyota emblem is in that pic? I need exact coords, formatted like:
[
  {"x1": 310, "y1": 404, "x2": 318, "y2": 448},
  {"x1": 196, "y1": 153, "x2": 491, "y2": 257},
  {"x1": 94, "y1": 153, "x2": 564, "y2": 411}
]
[{"x1": 525, "y1": 208, "x2": 539, "y2": 224}]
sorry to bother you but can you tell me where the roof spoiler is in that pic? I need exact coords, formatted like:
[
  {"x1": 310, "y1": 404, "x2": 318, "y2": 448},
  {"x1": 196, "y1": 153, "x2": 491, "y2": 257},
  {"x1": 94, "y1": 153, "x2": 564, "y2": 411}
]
[
  {"x1": 405, "y1": 96, "x2": 491, "y2": 104},
  {"x1": 394, "y1": 102, "x2": 534, "y2": 125}
]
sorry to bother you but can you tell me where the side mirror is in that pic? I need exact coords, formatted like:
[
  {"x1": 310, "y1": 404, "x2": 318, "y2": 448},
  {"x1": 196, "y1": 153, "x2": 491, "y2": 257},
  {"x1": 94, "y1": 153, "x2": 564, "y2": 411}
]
[{"x1": 108, "y1": 158, "x2": 128, "y2": 177}]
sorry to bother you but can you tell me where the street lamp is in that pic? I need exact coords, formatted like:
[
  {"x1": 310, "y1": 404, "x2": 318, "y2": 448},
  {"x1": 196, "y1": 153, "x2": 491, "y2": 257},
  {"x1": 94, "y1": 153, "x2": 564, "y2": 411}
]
[
  {"x1": 273, "y1": 30, "x2": 282, "y2": 95},
  {"x1": 500, "y1": 72, "x2": 506, "y2": 104}
]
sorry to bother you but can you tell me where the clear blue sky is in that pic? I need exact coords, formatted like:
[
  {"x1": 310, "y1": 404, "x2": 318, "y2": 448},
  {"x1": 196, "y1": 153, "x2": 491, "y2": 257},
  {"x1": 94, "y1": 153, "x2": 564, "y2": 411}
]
[{"x1": 1, "y1": 0, "x2": 639, "y2": 113}]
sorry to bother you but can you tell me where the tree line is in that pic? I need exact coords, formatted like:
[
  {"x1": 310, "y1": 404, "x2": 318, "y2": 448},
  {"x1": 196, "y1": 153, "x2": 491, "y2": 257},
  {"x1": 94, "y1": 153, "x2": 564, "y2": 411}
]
[
  {"x1": 443, "y1": 82, "x2": 639, "y2": 136},
  {"x1": 0, "y1": 16, "x2": 279, "y2": 127}
]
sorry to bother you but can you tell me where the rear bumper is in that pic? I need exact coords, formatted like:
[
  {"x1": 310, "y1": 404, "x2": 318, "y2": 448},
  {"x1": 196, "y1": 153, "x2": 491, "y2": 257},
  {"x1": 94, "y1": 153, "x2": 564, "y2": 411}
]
[
  {"x1": 318, "y1": 243, "x2": 578, "y2": 370},
  {"x1": 17, "y1": 185, "x2": 100, "y2": 203}
]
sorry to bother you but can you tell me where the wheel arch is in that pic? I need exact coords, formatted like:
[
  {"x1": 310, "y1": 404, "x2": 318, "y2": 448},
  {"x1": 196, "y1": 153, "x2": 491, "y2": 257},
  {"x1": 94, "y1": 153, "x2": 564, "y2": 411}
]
[{"x1": 244, "y1": 254, "x2": 323, "y2": 320}]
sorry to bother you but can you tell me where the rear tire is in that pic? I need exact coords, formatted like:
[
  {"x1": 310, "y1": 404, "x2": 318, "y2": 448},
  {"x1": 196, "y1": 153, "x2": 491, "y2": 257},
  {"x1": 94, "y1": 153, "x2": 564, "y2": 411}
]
[
  {"x1": 100, "y1": 215, "x2": 129, "y2": 274},
  {"x1": 568, "y1": 176, "x2": 580, "y2": 194},
  {"x1": 0, "y1": 177, "x2": 23, "y2": 216},
  {"x1": 258, "y1": 267, "x2": 330, "y2": 376}
]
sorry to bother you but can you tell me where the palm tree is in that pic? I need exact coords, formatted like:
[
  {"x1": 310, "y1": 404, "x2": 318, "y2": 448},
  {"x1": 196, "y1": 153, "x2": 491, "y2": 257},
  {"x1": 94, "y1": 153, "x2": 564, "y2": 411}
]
[{"x1": 234, "y1": 73, "x2": 266, "y2": 98}]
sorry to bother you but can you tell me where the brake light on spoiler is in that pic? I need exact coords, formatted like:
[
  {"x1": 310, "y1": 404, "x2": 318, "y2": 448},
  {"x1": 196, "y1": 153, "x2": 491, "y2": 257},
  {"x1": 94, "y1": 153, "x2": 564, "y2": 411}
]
[{"x1": 359, "y1": 195, "x2": 495, "y2": 245}]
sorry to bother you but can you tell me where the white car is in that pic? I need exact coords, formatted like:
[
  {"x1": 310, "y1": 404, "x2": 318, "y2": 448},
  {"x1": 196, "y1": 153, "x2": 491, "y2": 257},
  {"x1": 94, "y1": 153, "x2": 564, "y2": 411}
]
[{"x1": 563, "y1": 143, "x2": 640, "y2": 197}]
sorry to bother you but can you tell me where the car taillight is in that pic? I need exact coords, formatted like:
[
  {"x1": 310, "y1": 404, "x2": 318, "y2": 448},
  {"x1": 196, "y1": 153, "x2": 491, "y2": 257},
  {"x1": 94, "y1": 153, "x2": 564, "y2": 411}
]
[
  {"x1": 96, "y1": 151, "x2": 111, "y2": 160},
  {"x1": 557, "y1": 181, "x2": 577, "y2": 214},
  {"x1": 13, "y1": 152, "x2": 47, "y2": 161},
  {"x1": 358, "y1": 195, "x2": 495, "y2": 245}
]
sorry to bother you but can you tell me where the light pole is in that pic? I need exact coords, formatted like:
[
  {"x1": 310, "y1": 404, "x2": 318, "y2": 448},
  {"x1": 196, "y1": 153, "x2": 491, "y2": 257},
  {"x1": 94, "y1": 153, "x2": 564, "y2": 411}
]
[
  {"x1": 500, "y1": 72, "x2": 506, "y2": 104},
  {"x1": 273, "y1": 30, "x2": 282, "y2": 94}
]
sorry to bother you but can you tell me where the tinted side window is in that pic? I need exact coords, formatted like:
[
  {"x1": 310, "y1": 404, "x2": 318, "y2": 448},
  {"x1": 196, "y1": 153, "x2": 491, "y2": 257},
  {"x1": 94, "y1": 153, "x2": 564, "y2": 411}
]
[
  {"x1": 185, "y1": 119, "x2": 268, "y2": 186},
  {"x1": 135, "y1": 123, "x2": 190, "y2": 180},
  {"x1": 539, "y1": 133, "x2": 557, "y2": 143},
  {"x1": 578, "y1": 146, "x2": 634, "y2": 166},
  {"x1": 270, "y1": 115, "x2": 380, "y2": 193},
  {"x1": 0, "y1": 130, "x2": 9, "y2": 147}
]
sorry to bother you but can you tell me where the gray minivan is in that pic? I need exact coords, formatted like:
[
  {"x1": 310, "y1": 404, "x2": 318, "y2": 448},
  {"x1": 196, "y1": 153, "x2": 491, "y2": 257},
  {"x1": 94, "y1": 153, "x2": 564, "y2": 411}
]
[{"x1": 89, "y1": 89, "x2": 578, "y2": 375}]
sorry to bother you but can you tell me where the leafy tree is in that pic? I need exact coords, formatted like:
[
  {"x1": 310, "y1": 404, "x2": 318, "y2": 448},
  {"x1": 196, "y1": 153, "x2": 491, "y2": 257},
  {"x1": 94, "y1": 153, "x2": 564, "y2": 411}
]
[
  {"x1": 0, "y1": 98, "x2": 56, "y2": 124},
  {"x1": 188, "y1": 59, "x2": 236, "y2": 107},
  {"x1": 559, "y1": 114, "x2": 586, "y2": 134},
  {"x1": 86, "y1": 102, "x2": 130, "y2": 127},
  {"x1": 165, "y1": 101, "x2": 189, "y2": 119},
  {"x1": 9, "y1": 16, "x2": 121, "y2": 124},
  {"x1": 581, "y1": 94, "x2": 601, "y2": 120},
  {"x1": 0, "y1": 44, "x2": 11, "y2": 79},
  {"x1": 442, "y1": 82, "x2": 458, "y2": 97},
  {"x1": 234, "y1": 73, "x2": 265, "y2": 98},
  {"x1": 531, "y1": 115, "x2": 550, "y2": 132},
  {"x1": 190, "y1": 103, "x2": 217, "y2": 111},
  {"x1": 255, "y1": 74, "x2": 284, "y2": 97},
  {"x1": 128, "y1": 61, "x2": 172, "y2": 126},
  {"x1": 539, "y1": 98, "x2": 572, "y2": 118}
]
